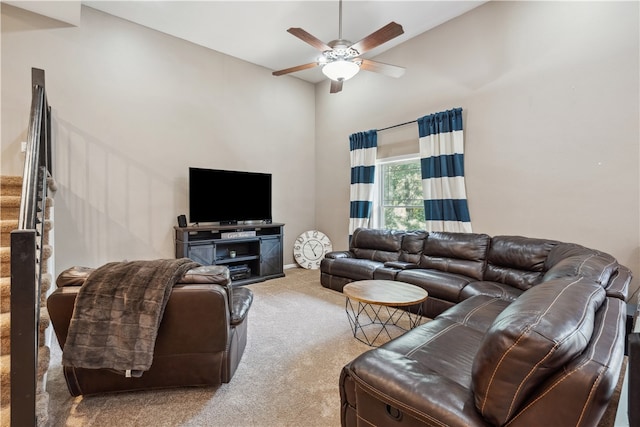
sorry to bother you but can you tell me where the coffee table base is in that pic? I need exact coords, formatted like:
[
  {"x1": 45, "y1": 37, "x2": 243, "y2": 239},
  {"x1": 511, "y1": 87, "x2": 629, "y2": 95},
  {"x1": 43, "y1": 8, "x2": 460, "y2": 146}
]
[{"x1": 345, "y1": 297, "x2": 424, "y2": 347}]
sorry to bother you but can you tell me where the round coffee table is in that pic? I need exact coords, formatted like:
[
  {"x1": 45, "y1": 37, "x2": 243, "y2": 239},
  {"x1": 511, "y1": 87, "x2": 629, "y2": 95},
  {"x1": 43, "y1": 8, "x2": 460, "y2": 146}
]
[{"x1": 343, "y1": 280, "x2": 428, "y2": 347}]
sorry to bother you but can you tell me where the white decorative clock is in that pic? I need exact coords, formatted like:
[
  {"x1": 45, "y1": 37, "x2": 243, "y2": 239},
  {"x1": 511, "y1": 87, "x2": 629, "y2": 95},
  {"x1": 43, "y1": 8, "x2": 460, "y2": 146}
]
[{"x1": 293, "y1": 230, "x2": 333, "y2": 270}]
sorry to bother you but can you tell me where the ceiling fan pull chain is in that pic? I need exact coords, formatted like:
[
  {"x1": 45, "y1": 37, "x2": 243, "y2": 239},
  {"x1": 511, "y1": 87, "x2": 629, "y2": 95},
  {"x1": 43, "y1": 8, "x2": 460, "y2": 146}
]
[{"x1": 338, "y1": 0, "x2": 343, "y2": 40}]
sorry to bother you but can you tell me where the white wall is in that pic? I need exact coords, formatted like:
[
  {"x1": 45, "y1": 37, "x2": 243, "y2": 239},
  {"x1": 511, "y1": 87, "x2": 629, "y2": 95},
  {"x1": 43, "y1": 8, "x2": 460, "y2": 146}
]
[
  {"x1": 315, "y1": 1, "x2": 640, "y2": 296},
  {"x1": 3, "y1": 2, "x2": 638, "y2": 297},
  {"x1": 1, "y1": 4, "x2": 316, "y2": 270}
]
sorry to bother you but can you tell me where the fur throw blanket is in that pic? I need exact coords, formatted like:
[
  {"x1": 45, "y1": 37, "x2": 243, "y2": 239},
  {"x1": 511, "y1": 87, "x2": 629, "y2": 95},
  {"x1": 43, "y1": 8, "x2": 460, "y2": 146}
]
[{"x1": 62, "y1": 258, "x2": 199, "y2": 377}]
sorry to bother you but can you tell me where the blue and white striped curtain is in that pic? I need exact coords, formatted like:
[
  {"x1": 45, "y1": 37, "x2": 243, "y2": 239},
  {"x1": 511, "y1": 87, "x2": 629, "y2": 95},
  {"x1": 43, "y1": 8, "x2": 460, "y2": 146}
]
[
  {"x1": 418, "y1": 108, "x2": 472, "y2": 232},
  {"x1": 349, "y1": 130, "x2": 377, "y2": 237}
]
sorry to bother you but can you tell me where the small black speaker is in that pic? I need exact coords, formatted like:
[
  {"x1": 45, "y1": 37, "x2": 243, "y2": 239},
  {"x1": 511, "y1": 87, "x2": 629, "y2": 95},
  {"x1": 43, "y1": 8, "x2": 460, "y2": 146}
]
[{"x1": 177, "y1": 214, "x2": 187, "y2": 227}]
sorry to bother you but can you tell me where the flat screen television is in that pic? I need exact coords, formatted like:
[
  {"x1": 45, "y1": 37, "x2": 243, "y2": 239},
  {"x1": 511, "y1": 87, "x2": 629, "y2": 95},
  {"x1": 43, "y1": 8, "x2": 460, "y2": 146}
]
[{"x1": 189, "y1": 167, "x2": 272, "y2": 224}]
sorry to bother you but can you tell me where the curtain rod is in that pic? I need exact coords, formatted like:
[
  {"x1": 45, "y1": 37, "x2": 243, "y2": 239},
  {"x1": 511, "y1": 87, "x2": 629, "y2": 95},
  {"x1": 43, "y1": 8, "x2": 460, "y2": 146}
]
[{"x1": 376, "y1": 120, "x2": 416, "y2": 132}]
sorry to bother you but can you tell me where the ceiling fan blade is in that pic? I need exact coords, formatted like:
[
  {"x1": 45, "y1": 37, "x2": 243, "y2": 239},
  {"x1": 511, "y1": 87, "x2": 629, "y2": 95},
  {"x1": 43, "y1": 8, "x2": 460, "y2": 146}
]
[
  {"x1": 330, "y1": 80, "x2": 343, "y2": 94},
  {"x1": 359, "y1": 59, "x2": 406, "y2": 78},
  {"x1": 350, "y1": 22, "x2": 404, "y2": 55},
  {"x1": 287, "y1": 28, "x2": 332, "y2": 52},
  {"x1": 272, "y1": 62, "x2": 319, "y2": 76}
]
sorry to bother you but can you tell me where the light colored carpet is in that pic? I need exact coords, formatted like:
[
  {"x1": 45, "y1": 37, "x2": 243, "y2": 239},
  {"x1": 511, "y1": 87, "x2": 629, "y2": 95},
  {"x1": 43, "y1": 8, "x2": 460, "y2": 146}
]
[{"x1": 46, "y1": 268, "x2": 371, "y2": 427}]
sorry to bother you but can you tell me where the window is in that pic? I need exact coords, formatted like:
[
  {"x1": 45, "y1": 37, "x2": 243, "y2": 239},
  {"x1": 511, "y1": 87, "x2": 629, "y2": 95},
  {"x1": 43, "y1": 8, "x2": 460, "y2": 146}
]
[{"x1": 375, "y1": 157, "x2": 425, "y2": 230}]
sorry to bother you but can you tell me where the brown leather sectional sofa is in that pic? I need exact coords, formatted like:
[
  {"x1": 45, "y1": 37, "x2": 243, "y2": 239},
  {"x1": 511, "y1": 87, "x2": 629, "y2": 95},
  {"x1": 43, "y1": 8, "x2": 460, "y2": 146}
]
[{"x1": 320, "y1": 228, "x2": 632, "y2": 426}]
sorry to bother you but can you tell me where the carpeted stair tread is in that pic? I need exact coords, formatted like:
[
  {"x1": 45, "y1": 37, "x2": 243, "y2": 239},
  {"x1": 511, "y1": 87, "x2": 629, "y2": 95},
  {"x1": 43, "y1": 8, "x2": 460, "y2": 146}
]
[
  {"x1": 0, "y1": 177, "x2": 54, "y2": 200},
  {"x1": 0, "y1": 207, "x2": 19, "y2": 222},
  {"x1": 0, "y1": 346, "x2": 51, "y2": 387},
  {"x1": 0, "y1": 195, "x2": 21, "y2": 208},
  {"x1": 0, "y1": 274, "x2": 52, "y2": 310},
  {"x1": 0, "y1": 308, "x2": 50, "y2": 339},
  {"x1": 0, "y1": 247, "x2": 9, "y2": 265},
  {"x1": 0, "y1": 220, "x2": 18, "y2": 235},
  {"x1": 0, "y1": 345, "x2": 50, "y2": 407},
  {"x1": 0, "y1": 176, "x2": 22, "y2": 192},
  {"x1": 0, "y1": 175, "x2": 22, "y2": 184},
  {"x1": 0, "y1": 175, "x2": 56, "y2": 193},
  {"x1": 0, "y1": 222, "x2": 16, "y2": 248},
  {"x1": 1, "y1": 220, "x2": 53, "y2": 247},
  {"x1": 0, "y1": 249, "x2": 9, "y2": 279},
  {"x1": 1, "y1": 218, "x2": 52, "y2": 233},
  {"x1": 0, "y1": 278, "x2": 9, "y2": 313},
  {"x1": 0, "y1": 263, "x2": 8, "y2": 281},
  {"x1": 0, "y1": 244, "x2": 53, "y2": 271}
]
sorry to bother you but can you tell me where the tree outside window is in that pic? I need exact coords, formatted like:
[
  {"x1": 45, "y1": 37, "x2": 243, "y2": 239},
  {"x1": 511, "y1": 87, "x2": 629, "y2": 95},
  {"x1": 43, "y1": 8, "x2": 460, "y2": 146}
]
[{"x1": 377, "y1": 158, "x2": 425, "y2": 230}]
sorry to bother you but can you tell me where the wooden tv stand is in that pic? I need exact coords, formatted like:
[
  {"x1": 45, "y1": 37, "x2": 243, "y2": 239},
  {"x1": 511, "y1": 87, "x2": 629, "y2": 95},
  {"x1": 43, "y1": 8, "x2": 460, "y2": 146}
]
[{"x1": 174, "y1": 222, "x2": 285, "y2": 285}]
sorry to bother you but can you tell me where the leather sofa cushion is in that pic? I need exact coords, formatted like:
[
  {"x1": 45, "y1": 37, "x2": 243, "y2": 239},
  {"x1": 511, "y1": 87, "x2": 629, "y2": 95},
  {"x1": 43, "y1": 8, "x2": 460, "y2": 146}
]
[
  {"x1": 396, "y1": 269, "x2": 472, "y2": 301},
  {"x1": 398, "y1": 230, "x2": 428, "y2": 264},
  {"x1": 322, "y1": 257, "x2": 383, "y2": 280},
  {"x1": 484, "y1": 236, "x2": 558, "y2": 290},
  {"x1": 472, "y1": 277, "x2": 605, "y2": 426},
  {"x1": 436, "y1": 295, "x2": 511, "y2": 334},
  {"x1": 544, "y1": 243, "x2": 618, "y2": 286},
  {"x1": 351, "y1": 248, "x2": 400, "y2": 263},
  {"x1": 351, "y1": 228, "x2": 403, "y2": 262},
  {"x1": 419, "y1": 232, "x2": 490, "y2": 280},
  {"x1": 372, "y1": 266, "x2": 399, "y2": 281},
  {"x1": 459, "y1": 281, "x2": 523, "y2": 302}
]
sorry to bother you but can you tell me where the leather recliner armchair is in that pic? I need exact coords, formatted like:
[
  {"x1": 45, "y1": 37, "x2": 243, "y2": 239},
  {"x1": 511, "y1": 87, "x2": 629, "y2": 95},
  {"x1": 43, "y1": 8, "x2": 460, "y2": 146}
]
[{"x1": 47, "y1": 264, "x2": 252, "y2": 396}]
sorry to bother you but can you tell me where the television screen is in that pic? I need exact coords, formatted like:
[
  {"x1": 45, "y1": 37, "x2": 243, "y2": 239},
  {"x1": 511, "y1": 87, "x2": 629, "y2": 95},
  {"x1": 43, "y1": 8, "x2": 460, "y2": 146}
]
[{"x1": 189, "y1": 167, "x2": 272, "y2": 224}]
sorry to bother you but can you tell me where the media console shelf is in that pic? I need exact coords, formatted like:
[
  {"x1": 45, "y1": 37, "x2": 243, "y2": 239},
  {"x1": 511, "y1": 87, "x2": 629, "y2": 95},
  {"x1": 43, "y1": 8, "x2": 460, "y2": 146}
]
[{"x1": 174, "y1": 223, "x2": 285, "y2": 286}]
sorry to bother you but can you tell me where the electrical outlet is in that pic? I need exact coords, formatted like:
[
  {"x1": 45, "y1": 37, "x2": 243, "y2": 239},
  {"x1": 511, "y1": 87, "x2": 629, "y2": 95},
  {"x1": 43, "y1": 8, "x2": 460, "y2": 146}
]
[{"x1": 21, "y1": 141, "x2": 27, "y2": 152}]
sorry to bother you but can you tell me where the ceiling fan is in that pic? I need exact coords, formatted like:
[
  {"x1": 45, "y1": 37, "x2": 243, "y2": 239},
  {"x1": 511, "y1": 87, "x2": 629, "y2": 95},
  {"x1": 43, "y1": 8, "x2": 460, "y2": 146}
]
[{"x1": 272, "y1": 0, "x2": 406, "y2": 94}]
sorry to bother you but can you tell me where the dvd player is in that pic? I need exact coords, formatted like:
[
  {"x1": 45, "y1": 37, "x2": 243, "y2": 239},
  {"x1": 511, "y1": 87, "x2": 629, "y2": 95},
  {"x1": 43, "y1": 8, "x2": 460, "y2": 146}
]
[{"x1": 228, "y1": 264, "x2": 251, "y2": 280}]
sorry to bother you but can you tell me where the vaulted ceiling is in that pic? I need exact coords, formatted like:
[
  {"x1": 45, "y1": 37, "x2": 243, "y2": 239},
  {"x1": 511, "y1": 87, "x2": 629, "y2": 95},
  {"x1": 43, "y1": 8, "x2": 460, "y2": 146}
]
[
  {"x1": 5, "y1": 1, "x2": 485, "y2": 84},
  {"x1": 83, "y1": 1, "x2": 485, "y2": 83}
]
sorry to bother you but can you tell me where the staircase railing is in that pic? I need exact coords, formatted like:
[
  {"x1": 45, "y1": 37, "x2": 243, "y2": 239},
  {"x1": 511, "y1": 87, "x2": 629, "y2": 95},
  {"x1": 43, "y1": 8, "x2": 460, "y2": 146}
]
[{"x1": 10, "y1": 68, "x2": 52, "y2": 427}]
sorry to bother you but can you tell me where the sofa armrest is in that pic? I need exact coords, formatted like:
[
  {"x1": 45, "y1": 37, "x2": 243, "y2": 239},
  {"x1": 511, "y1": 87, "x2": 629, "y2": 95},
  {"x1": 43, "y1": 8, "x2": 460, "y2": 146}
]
[
  {"x1": 384, "y1": 261, "x2": 420, "y2": 270},
  {"x1": 230, "y1": 286, "x2": 253, "y2": 325},
  {"x1": 325, "y1": 251, "x2": 354, "y2": 259},
  {"x1": 56, "y1": 266, "x2": 95, "y2": 287}
]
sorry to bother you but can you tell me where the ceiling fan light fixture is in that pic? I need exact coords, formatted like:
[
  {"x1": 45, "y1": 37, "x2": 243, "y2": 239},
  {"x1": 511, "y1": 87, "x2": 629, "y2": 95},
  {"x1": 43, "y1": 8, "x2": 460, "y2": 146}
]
[{"x1": 322, "y1": 60, "x2": 360, "y2": 81}]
